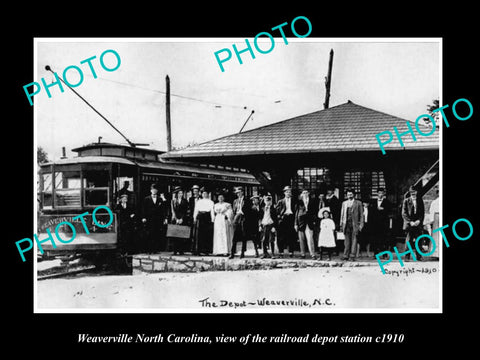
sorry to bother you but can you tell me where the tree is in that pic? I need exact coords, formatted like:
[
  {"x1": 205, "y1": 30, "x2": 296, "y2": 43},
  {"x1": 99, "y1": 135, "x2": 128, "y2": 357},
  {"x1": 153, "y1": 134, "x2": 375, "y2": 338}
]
[
  {"x1": 427, "y1": 99, "x2": 439, "y2": 115},
  {"x1": 423, "y1": 99, "x2": 439, "y2": 128},
  {"x1": 37, "y1": 146, "x2": 49, "y2": 164}
]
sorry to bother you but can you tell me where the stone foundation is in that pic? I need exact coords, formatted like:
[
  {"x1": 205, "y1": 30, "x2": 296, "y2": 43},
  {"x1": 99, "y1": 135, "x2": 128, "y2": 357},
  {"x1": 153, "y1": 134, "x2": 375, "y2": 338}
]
[{"x1": 132, "y1": 253, "x2": 378, "y2": 274}]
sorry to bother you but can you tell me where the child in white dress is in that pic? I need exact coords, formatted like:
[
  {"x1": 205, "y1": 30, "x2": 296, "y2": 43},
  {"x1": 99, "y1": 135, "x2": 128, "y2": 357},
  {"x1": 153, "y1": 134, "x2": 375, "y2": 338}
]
[{"x1": 318, "y1": 207, "x2": 336, "y2": 261}]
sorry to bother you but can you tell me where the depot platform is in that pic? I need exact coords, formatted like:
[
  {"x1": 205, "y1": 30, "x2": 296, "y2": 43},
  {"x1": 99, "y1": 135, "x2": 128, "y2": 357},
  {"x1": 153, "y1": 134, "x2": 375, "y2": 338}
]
[{"x1": 131, "y1": 251, "x2": 382, "y2": 275}]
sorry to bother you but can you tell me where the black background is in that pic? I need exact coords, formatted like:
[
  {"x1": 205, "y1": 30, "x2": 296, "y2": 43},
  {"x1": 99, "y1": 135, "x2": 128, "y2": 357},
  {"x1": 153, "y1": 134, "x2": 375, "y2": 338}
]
[{"x1": 5, "y1": 4, "x2": 477, "y2": 355}]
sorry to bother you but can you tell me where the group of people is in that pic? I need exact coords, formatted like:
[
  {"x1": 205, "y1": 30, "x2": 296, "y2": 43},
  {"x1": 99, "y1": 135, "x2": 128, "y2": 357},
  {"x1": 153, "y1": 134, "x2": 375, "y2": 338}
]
[
  {"x1": 188, "y1": 184, "x2": 347, "y2": 260},
  {"x1": 114, "y1": 180, "x2": 429, "y2": 262}
]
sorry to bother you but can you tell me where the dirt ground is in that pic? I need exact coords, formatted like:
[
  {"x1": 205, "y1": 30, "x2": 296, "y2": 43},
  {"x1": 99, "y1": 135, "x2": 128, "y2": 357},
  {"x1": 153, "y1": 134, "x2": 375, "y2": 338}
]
[{"x1": 36, "y1": 261, "x2": 440, "y2": 311}]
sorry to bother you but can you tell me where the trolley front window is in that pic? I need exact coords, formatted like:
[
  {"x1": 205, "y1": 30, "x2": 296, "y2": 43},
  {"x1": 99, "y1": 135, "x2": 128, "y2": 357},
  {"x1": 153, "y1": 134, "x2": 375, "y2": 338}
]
[
  {"x1": 40, "y1": 167, "x2": 111, "y2": 210},
  {"x1": 53, "y1": 171, "x2": 81, "y2": 208},
  {"x1": 41, "y1": 173, "x2": 53, "y2": 209}
]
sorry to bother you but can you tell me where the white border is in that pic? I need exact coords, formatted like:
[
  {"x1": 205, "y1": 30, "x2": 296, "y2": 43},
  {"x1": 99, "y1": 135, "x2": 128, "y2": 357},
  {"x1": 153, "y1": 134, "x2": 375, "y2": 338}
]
[{"x1": 33, "y1": 37, "x2": 442, "y2": 314}]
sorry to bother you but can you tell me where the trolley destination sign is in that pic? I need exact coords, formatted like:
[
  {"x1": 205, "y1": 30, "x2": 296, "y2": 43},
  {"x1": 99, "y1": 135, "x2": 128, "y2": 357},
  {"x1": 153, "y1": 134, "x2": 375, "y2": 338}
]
[
  {"x1": 38, "y1": 213, "x2": 116, "y2": 234},
  {"x1": 17, "y1": 205, "x2": 115, "y2": 262}
]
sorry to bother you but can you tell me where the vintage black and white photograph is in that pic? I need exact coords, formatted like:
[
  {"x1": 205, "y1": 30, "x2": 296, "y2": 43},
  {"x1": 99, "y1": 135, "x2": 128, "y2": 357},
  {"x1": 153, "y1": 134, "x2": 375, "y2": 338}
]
[{"x1": 33, "y1": 38, "x2": 441, "y2": 312}]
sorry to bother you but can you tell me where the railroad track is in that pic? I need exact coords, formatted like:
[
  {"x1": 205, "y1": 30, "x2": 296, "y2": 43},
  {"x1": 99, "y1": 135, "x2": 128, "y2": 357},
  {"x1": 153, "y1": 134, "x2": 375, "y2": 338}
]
[
  {"x1": 37, "y1": 255, "x2": 132, "y2": 280},
  {"x1": 37, "y1": 265, "x2": 99, "y2": 280}
]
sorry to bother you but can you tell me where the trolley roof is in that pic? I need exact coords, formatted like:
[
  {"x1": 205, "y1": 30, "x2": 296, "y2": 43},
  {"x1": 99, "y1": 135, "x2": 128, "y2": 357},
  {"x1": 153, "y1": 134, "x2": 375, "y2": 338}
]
[{"x1": 39, "y1": 143, "x2": 259, "y2": 183}]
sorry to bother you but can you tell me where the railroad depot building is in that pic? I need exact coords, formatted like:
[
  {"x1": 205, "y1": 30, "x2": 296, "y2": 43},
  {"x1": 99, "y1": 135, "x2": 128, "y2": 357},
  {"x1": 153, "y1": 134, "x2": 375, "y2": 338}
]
[{"x1": 162, "y1": 100, "x2": 440, "y2": 239}]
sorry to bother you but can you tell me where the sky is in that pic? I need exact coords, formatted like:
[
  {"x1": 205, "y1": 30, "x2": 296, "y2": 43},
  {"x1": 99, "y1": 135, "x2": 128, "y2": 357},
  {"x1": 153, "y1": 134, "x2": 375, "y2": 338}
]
[{"x1": 35, "y1": 39, "x2": 440, "y2": 160}]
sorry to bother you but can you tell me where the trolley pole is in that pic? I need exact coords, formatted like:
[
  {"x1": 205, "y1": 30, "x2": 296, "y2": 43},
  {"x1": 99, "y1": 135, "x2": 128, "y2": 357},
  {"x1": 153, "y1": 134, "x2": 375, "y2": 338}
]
[{"x1": 239, "y1": 110, "x2": 255, "y2": 133}]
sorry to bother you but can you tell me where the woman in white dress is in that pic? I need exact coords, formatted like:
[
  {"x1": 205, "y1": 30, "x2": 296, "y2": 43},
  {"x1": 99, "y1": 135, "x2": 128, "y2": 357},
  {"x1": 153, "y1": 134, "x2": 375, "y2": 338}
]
[
  {"x1": 318, "y1": 207, "x2": 336, "y2": 260},
  {"x1": 213, "y1": 193, "x2": 233, "y2": 256}
]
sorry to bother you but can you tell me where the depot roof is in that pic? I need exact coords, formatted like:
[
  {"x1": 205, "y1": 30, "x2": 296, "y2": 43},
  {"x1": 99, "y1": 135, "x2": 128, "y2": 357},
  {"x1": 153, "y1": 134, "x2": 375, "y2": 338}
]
[{"x1": 162, "y1": 101, "x2": 439, "y2": 158}]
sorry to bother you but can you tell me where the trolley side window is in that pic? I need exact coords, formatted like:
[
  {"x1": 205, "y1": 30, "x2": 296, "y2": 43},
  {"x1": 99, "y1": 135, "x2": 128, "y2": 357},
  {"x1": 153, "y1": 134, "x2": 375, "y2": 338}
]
[
  {"x1": 83, "y1": 170, "x2": 110, "y2": 207},
  {"x1": 41, "y1": 173, "x2": 53, "y2": 209},
  {"x1": 54, "y1": 171, "x2": 81, "y2": 208}
]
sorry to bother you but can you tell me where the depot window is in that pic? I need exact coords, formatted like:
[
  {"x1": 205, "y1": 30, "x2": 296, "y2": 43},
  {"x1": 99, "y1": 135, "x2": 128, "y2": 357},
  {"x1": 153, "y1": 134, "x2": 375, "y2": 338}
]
[
  {"x1": 343, "y1": 170, "x2": 386, "y2": 200},
  {"x1": 292, "y1": 167, "x2": 331, "y2": 194}
]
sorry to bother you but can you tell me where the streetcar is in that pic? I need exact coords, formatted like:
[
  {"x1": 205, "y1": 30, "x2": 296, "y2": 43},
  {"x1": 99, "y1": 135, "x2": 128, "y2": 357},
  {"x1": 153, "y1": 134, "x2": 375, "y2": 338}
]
[{"x1": 37, "y1": 141, "x2": 261, "y2": 261}]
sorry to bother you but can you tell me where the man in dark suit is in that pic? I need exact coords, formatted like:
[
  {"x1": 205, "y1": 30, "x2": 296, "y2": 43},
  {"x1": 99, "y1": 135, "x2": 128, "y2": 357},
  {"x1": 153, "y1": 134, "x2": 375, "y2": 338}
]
[
  {"x1": 295, "y1": 189, "x2": 317, "y2": 259},
  {"x1": 117, "y1": 180, "x2": 135, "y2": 207},
  {"x1": 230, "y1": 186, "x2": 251, "y2": 258},
  {"x1": 188, "y1": 185, "x2": 201, "y2": 223},
  {"x1": 245, "y1": 195, "x2": 262, "y2": 257},
  {"x1": 170, "y1": 186, "x2": 189, "y2": 255},
  {"x1": 114, "y1": 194, "x2": 136, "y2": 253},
  {"x1": 317, "y1": 192, "x2": 326, "y2": 210},
  {"x1": 259, "y1": 194, "x2": 278, "y2": 258},
  {"x1": 325, "y1": 187, "x2": 341, "y2": 229},
  {"x1": 369, "y1": 188, "x2": 392, "y2": 258},
  {"x1": 141, "y1": 183, "x2": 168, "y2": 252},
  {"x1": 188, "y1": 185, "x2": 201, "y2": 253},
  {"x1": 276, "y1": 185, "x2": 297, "y2": 258},
  {"x1": 402, "y1": 185, "x2": 425, "y2": 260},
  {"x1": 340, "y1": 189, "x2": 364, "y2": 261}
]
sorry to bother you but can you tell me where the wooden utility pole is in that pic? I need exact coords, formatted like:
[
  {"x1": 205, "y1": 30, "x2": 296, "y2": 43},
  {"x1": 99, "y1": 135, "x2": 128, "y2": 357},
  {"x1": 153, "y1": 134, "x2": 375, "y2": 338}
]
[
  {"x1": 323, "y1": 49, "x2": 334, "y2": 109},
  {"x1": 166, "y1": 75, "x2": 172, "y2": 151}
]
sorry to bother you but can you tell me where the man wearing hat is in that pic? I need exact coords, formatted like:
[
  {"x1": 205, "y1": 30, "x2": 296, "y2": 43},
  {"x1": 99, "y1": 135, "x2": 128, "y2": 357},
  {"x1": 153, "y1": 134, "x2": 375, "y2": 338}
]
[
  {"x1": 402, "y1": 185, "x2": 425, "y2": 260},
  {"x1": 117, "y1": 180, "x2": 135, "y2": 207},
  {"x1": 188, "y1": 185, "x2": 201, "y2": 253},
  {"x1": 229, "y1": 186, "x2": 251, "y2": 258},
  {"x1": 369, "y1": 188, "x2": 392, "y2": 258},
  {"x1": 188, "y1": 185, "x2": 201, "y2": 221},
  {"x1": 340, "y1": 189, "x2": 364, "y2": 261},
  {"x1": 259, "y1": 194, "x2": 278, "y2": 258},
  {"x1": 114, "y1": 193, "x2": 136, "y2": 253},
  {"x1": 170, "y1": 186, "x2": 189, "y2": 255},
  {"x1": 244, "y1": 194, "x2": 262, "y2": 257},
  {"x1": 141, "y1": 183, "x2": 169, "y2": 252},
  {"x1": 295, "y1": 189, "x2": 317, "y2": 259},
  {"x1": 275, "y1": 185, "x2": 297, "y2": 258},
  {"x1": 325, "y1": 186, "x2": 341, "y2": 229}
]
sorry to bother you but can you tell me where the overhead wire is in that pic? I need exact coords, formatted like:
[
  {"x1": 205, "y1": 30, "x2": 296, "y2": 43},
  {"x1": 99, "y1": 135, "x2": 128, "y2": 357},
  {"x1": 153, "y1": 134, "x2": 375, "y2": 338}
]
[
  {"x1": 82, "y1": 74, "x2": 249, "y2": 110},
  {"x1": 46, "y1": 69, "x2": 288, "y2": 139},
  {"x1": 50, "y1": 70, "x2": 286, "y2": 113}
]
